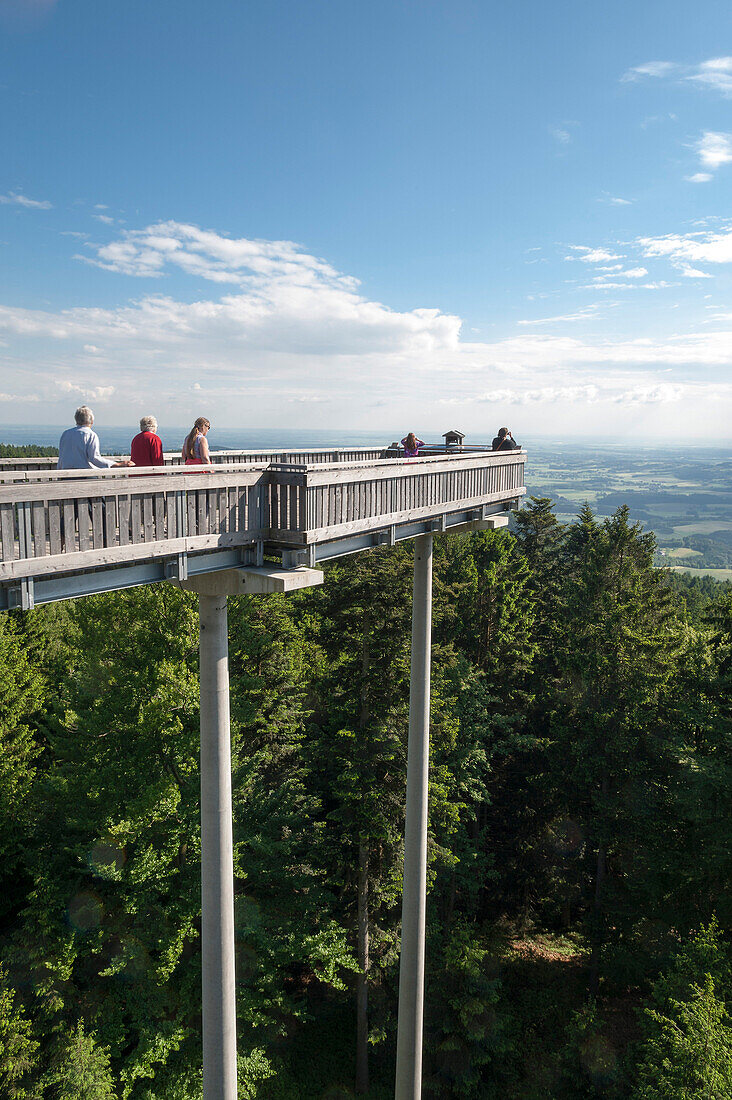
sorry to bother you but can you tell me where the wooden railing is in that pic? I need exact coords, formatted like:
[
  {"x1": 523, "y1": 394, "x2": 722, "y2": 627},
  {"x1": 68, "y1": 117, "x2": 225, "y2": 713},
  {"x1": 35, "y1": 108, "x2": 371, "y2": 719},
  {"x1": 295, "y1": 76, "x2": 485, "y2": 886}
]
[
  {"x1": 0, "y1": 447, "x2": 391, "y2": 474},
  {"x1": 0, "y1": 450, "x2": 526, "y2": 586}
]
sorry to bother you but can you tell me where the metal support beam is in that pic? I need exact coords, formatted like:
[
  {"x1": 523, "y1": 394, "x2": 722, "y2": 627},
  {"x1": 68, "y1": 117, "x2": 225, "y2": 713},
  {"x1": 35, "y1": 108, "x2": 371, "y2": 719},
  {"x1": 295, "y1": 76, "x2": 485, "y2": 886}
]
[
  {"x1": 395, "y1": 533, "x2": 433, "y2": 1100},
  {"x1": 198, "y1": 594, "x2": 237, "y2": 1100}
]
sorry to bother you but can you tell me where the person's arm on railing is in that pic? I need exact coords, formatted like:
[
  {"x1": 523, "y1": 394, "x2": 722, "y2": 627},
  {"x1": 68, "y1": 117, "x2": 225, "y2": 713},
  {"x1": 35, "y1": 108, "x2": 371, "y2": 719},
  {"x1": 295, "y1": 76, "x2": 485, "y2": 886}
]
[{"x1": 86, "y1": 431, "x2": 134, "y2": 469}]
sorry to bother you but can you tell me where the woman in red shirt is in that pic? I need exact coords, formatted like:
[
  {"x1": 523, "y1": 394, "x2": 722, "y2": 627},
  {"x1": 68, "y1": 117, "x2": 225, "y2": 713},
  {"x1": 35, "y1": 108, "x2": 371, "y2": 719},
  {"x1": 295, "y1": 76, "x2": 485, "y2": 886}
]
[{"x1": 130, "y1": 416, "x2": 164, "y2": 469}]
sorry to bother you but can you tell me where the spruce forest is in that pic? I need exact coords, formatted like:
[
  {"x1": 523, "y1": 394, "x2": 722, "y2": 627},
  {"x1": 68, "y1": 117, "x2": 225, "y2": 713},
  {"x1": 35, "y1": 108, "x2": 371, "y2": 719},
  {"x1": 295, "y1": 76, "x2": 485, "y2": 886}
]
[{"x1": 1, "y1": 496, "x2": 731, "y2": 1099}]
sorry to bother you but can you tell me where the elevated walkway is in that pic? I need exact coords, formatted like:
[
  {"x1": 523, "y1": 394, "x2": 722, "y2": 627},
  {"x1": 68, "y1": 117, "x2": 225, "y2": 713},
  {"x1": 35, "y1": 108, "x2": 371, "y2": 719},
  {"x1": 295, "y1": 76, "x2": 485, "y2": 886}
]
[{"x1": 0, "y1": 446, "x2": 525, "y2": 609}]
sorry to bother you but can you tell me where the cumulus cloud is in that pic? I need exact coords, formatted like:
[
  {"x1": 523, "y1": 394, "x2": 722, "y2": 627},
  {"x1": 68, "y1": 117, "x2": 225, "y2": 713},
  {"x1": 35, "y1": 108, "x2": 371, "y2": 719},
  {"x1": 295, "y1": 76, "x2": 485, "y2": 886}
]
[
  {"x1": 0, "y1": 191, "x2": 52, "y2": 209},
  {"x1": 56, "y1": 381, "x2": 115, "y2": 402},
  {"x1": 686, "y1": 172, "x2": 713, "y2": 183},
  {"x1": 2, "y1": 219, "x2": 731, "y2": 434},
  {"x1": 695, "y1": 131, "x2": 732, "y2": 170}
]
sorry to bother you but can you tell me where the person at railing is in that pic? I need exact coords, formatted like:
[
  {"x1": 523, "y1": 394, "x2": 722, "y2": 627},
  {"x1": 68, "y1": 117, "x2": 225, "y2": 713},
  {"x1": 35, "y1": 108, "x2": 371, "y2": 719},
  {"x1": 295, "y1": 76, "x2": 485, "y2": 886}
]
[
  {"x1": 401, "y1": 432, "x2": 425, "y2": 458},
  {"x1": 130, "y1": 416, "x2": 164, "y2": 469},
  {"x1": 57, "y1": 406, "x2": 134, "y2": 470},
  {"x1": 491, "y1": 427, "x2": 520, "y2": 452},
  {"x1": 182, "y1": 417, "x2": 211, "y2": 465}
]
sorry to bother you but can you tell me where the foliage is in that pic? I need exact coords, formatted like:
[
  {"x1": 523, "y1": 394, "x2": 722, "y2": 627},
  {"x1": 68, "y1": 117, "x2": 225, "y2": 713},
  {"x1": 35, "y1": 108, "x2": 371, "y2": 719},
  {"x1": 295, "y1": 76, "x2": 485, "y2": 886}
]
[{"x1": 0, "y1": 503, "x2": 732, "y2": 1096}]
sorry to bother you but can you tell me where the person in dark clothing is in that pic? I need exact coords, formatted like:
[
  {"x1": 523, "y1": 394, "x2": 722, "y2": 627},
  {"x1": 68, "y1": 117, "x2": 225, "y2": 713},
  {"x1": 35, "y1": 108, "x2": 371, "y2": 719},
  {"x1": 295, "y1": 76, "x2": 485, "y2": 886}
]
[{"x1": 491, "y1": 427, "x2": 519, "y2": 451}]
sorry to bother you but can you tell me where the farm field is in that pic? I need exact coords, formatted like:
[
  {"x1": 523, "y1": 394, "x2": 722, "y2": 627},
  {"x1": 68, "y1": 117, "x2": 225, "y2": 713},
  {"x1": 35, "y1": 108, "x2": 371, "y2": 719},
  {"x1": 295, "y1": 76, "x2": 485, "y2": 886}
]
[{"x1": 525, "y1": 440, "x2": 732, "y2": 572}]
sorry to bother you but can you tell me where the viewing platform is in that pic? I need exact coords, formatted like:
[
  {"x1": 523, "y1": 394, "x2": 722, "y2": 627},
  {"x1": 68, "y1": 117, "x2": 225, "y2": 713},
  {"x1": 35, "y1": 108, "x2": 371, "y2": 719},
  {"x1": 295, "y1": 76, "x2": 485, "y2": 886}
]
[{"x1": 0, "y1": 444, "x2": 526, "y2": 610}]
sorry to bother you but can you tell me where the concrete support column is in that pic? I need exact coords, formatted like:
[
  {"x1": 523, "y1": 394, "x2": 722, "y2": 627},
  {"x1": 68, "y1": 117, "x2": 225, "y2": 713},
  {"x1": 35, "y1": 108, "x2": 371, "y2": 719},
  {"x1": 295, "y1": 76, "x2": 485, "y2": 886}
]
[
  {"x1": 395, "y1": 533, "x2": 433, "y2": 1100},
  {"x1": 199, "y1": 594, "x2": 237, "y2": 1100}
]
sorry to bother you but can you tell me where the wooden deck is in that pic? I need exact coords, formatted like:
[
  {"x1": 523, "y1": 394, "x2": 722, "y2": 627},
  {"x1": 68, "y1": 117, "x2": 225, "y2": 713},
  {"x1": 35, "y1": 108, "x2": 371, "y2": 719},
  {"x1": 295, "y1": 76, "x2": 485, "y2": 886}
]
[{"x1": 0, "y1": 447, "x2": 526, "y2": 609}]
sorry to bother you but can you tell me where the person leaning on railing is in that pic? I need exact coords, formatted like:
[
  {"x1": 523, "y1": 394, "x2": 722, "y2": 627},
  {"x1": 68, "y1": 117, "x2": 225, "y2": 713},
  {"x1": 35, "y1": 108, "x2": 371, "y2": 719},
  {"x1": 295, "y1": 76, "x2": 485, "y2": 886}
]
[
  {"x1": 182, "y1": 417, "x2": 211, "y2": 465},
  {"x1": 57, "y1": 406, "x2": 134, "y2": 470},
  {"x1": 130, "y1": 416, "x2": 164, "y2": 469},
  {"x1": 491, "y1": 427, "x2": 520, "y2": 452},
  {"x1": 401, "y1": 432, "x2": 425, "y2": 457}
]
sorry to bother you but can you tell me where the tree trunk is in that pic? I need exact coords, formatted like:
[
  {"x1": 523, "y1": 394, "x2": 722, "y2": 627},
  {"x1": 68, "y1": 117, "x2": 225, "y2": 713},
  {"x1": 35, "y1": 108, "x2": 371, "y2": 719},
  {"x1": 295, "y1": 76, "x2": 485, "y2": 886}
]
[
  {"x1": 589, "y1": 776, "x2": 609, "y2": 997},
  {"x1": 355, "y1": 626, "x2": 371, "y2": 1094},
  {"x1": 356, "y1": 840, "x2": 369, "y2": 1094}
]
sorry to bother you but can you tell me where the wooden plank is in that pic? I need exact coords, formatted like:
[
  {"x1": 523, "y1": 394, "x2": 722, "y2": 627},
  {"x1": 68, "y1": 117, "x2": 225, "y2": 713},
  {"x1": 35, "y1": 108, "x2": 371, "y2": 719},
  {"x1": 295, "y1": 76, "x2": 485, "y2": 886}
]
[
  {"x1": 218, "y1": 488, "x2": 228, "y2": 533},
  {"x1": 48, "y1": 502, "x2": 62, "y2": 555},
  {"x1": 62, "y1": 501, "x2": 76, "y2": 552},
  {"x1": 0, "y1": 467, "x2": 266, "y2": 505},
  {"x1": 165, "y1": 493, "x2": 176, "y2": 541},
  {"x1": 91, "y1": 500, "x2": 104, "y2": 548},
  {"x1": 104, "y1": 497, "x2": 117, "y2": 548},
  {"x1": 78, "y1": 500, "x2": 92, "y2": 551},
  {"x1": 119, "y1": 496, "x2": 131, "y2": 546},
  {"x1": 0, "y1": 529, "x2": 264, "y2": 582},
  {"x1": 294, "y1": 486, "x2": 528, "y2": 543},
  {"x1": 188, "y1": 492, "x2": 197, "y2": 537},
  {"x1": 0, "y1": 503, "x2": 15, "y2": 561},
  {"x1": 197, "y1": 491, "x2": 208, "y2": 536},
  {"x1": 142, "y1": 495, "x2": 154, "y2": 543},
  {"x1": 154, "y1": 493, "x2": 165, "y2": 539},
  {"x1": 32, "y1": 501, "x2": 47, "y2": 557},
  {"x1": 130, "y1": 497, "x2": 142, "y2": 544}
]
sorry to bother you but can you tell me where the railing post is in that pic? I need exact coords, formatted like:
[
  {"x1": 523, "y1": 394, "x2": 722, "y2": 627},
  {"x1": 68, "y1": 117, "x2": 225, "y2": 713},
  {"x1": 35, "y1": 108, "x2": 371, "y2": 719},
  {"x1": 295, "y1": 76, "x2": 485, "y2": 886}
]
[
  {"x1": 395, "y1": 533, "x2": 433, "y2": 1100},
  {"x1": 198, "y1": 594, "x2": 237, "y2": 1100}
]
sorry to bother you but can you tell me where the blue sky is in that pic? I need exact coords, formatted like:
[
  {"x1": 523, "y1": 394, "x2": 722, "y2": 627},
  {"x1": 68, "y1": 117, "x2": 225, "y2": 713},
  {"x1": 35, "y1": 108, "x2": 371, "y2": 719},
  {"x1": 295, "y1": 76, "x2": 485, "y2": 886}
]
[{"x1": 1, "y1": 0, "x2": 731, "y2": 439}]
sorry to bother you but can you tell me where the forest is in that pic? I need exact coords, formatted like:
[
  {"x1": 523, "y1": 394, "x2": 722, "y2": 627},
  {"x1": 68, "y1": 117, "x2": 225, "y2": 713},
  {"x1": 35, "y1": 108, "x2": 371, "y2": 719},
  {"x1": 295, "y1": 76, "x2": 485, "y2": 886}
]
[{"x1": 0, "y1": 495, "x2": 731, "y2": 1098}]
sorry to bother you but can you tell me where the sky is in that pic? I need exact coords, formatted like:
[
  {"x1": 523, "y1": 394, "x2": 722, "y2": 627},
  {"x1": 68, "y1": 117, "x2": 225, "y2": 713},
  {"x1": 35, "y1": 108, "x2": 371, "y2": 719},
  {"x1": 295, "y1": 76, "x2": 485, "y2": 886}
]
[{"x1": 1, "y1": 0, "x2": 732, "y2": 441}]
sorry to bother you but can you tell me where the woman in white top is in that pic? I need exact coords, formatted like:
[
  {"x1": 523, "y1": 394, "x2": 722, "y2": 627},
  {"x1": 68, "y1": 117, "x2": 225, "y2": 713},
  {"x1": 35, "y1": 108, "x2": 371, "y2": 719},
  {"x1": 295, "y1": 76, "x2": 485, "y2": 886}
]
[{"x1": 182, "y1": 417, "x2": 211, "y2": 465}]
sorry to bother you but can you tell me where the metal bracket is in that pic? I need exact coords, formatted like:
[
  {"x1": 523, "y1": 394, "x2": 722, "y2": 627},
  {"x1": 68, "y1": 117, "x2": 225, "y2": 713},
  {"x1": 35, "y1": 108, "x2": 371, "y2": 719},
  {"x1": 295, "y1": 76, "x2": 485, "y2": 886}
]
[
  {"x1": 377, "y1": 525, "x2": 397, "y2": 547},
  {"x1": 165, "y1": 552, "x2": 189, "y2": 582},
  {"x1": 8, "y1": 578, "x2": 35, "y2": 611},
  {"x1": 430, "y1": 515, "x2": 447, "y2": 533},
  {"x1": 281, "y1": 545, "x2": 316, "y2": 569},
  {"x1": 255, "y1": 540, "x2": 264, "y2": 568}
]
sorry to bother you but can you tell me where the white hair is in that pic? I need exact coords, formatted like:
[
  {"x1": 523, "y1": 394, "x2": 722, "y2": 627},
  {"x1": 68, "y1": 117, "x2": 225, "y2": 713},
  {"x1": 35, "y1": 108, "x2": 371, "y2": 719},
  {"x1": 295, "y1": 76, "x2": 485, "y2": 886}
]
[
  {"x1": 140, "y1": 416, "x2": 158, "y2": 433},
  {"x1": 74, "y1": 405, "x2": 94, "y2": 426}
]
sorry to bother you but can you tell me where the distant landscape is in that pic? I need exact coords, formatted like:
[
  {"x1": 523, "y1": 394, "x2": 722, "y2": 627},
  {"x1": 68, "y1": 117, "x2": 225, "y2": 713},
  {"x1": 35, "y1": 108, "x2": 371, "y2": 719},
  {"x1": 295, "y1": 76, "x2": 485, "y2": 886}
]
[{"x1": 524, "y1": 443, "x2": 732, "y2": 583}]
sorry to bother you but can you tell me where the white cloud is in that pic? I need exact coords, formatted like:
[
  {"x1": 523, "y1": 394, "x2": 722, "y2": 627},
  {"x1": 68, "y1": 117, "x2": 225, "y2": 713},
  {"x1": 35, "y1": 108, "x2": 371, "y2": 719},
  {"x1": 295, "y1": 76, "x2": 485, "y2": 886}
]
[
  {"x1": 621, "y1": 61, "x2": 678, "y2": 82},
  {"x1": 612, "y1": 383, "x2": 684, "y2": 404},
  {"x1": 609, "y1": 196, "x2": 632, "y2": 206},
  {"x1": 695, "y1": 131, "x2": 732, "y2": 170},
  {"x1": 550, "y1": 127, "x2": 571, "y2": 144},
  {"x1": 639, "y1": 225, "x2": 732, "y2": 265},
  {"x1": 687, "y1": 56, "x2": 732, "y2": 97},
  {"x1": 686, "y1": 172, "x2": 713, "y2": 183},
  {"x1": 677, "y1": 264, "x2": 713, "y2": 278},
  {"x1": 93, "y1": 213, "x2": 115, "y2": 224},
  {"x1": 623, "y1": 57, "x2": 732, "y2": 97},
  {"x1": 470, "y1": 382, "x2": 685, "y2": 407},
  {"x1": 56, "y1": 381, "x2": 115, "y2": 402},
  {"x1": 1, "y1": 219, "x2": 731, "y2": 437},
  {"x1": 518, "y1": 305, "x2": 605, "y2": 325},
  {"x1": 0, "y1": 191, "x2": 52, "y2": 210},
  {"x1": 567, "y1": 246, "x2": 624, "y2": 263}
]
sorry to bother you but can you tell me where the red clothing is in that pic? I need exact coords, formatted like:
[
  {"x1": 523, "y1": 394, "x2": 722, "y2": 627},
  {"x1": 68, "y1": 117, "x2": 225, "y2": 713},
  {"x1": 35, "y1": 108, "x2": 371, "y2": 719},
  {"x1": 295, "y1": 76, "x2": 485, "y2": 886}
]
[{"x1": 130, "y1": 431, "x2": 164, "y2": 468}]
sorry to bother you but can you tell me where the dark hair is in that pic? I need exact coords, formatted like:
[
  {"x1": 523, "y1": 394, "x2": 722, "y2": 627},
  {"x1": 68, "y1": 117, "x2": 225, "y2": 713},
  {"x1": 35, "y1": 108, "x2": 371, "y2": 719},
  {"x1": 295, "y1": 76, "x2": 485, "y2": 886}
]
[
  {"x1": 184, "y1": 417, "x2": 210, "y2": 459},
  {"x1": 498, "y1": 427, "x2": 509, "y2": 438},
  {"x1": 405, "y1": 432, "x2": 417, "y2": 451}
]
